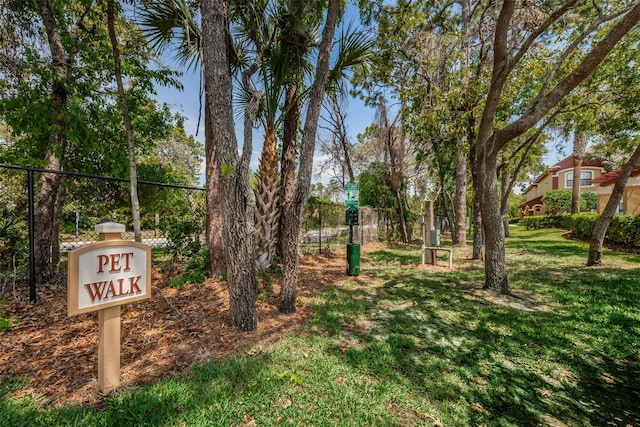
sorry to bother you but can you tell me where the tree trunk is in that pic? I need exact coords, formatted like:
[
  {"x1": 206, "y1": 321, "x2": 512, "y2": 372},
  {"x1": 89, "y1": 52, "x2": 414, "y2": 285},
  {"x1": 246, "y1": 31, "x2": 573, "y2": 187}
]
[
  {"x1": 34, "y1": 0, "x2": 70, "y2": 285},
  {"x1": 204, "y1": 93, "x2": 225, "y2": 277},
  {"x1": 453, "y1": 0, "x2": 470, "y2": 247},
  {"x1": 453, "y1": 146, "x2": 467, "y2": 245},
  {"x1": 476, "y1": 153, "x2": 508, "y2": 294},
  {"x1": 571, "y1": 131, "x2": 587, "y2": 214},
  {"x1": 51, "y1": 182, "x2": 66, "y2": 273},
  {"x1": 254, "y1": 127, "x2": 280, "y2": 271},
  {"x1": 201, "y1": 0, "x2": 258, "y2": 331},
  {"x1": 471, "y1": 192, "x2": 483, "y2": 260},
  {"x1": 469, "y1": 141, "x2": 483, "y2": 260},
  {"x1": 279, "y1": 0, "x2": 340, "y2": 314},
  {"x1": 473, "y1": 1, "x2": 640, "y2": 294},
  {"x1": 587, "y1": 141, "x2": 640, "y2": 265},
  {"x1": 278, "y1": 83, "x2": 299, "y2": 259},
  {"x1": 500, "y1": 165, "x2": 510, "y2": 238},
  {"x1": 107, "y1": 0, "x2": 142, "y2": 242}
]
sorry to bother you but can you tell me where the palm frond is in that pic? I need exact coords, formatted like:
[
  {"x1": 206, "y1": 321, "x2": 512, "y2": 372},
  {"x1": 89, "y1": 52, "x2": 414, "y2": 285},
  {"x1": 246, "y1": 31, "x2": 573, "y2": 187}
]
[
  {"x1": 138, "y1": 0, "x2": 201, "y2": 71},
  {"x1": 326, "y1": 22, "x2": 374, "y2": 102}
]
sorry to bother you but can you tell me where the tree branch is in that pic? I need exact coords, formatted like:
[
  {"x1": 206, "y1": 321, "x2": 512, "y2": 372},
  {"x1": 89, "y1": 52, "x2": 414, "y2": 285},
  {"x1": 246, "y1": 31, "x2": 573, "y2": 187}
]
[{"x1": 494, "y1": 2, "x2": 640, "y2": 152}]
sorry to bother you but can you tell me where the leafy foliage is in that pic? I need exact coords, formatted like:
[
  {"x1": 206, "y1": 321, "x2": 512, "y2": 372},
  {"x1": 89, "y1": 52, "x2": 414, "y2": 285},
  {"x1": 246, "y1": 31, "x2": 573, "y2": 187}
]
[
  {"x1": 520, "y1": 212, "x2": 640, "y2": 249},
  {"x1": 542, "y1": 190, "x2": 598, "y2": 216},
  {"x1": 167, "y1": 246, "x2": 209, "y2": 289},
  {"x1": 542, "y1": 190, "x2": 572, "y2": 216}
]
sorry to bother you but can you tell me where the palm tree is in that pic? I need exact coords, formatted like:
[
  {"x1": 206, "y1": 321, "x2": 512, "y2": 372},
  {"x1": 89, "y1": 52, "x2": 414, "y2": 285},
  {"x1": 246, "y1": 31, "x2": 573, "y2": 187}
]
[{"x1": 140, "y1": 0, "x2": 372, "y2": 281}]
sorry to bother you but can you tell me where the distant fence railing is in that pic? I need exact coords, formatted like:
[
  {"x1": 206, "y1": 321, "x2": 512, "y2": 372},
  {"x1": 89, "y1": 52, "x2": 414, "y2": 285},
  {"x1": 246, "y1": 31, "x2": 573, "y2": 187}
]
[
  {"x1": 0, "y1": 164, "x2": 206, "y2": 301},
  {"x1": 300, "y1": 202, "x2": 383, "y2": 254},
  {"x1": 0, "y1": 163, "x2": 399, "y2": 301}
]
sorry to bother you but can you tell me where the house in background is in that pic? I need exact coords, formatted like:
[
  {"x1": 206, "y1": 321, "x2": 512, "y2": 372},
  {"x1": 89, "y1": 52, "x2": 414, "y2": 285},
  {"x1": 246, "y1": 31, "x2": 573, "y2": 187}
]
[
  {"x1": 518, "y1": 156, "x2": 606, "y2": 217},
  {"x1": 592, "y1": 164, "x2": 640, "y2": 214}
]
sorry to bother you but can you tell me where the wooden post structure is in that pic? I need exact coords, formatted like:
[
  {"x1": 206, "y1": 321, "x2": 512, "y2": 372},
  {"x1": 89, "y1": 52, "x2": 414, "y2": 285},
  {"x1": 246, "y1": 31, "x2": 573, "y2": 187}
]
[
  {"x1": 421, "y1": 200, "x2": 435, "y2": 265},
  {"x1": 67, "y1": 222, "x2": 151, "y2": 395},
  {"x1": 96, "y1": 222, "x2": 124, "y2": 392}
]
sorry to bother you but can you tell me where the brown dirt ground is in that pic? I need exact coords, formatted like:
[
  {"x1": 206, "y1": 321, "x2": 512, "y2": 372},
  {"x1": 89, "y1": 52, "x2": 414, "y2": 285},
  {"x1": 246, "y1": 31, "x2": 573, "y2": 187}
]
[{"x1": 0, "y1": 245, "x2": 383, "y2": 408}]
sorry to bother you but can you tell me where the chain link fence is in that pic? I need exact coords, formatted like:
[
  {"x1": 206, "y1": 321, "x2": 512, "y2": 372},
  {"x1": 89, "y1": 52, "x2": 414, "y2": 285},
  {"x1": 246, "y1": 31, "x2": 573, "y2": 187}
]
[
  {"x1": 0, "y1": 164, "x2": 397, "y2": 299},
  {"x1": 0, "y1": 164, "x2": 205, "y2": 296},
  {"x1": 300, "y1": 201, "x2": 385, "y2": 254}
]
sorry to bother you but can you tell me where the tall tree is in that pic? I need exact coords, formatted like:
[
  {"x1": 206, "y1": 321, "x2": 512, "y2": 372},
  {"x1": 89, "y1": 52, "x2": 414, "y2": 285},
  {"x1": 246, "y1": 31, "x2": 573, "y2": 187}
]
[
  {"x1": 138, "y1": 0, "x2": 226, "y2": 276},
  {"x1": 473, "y1": 1, "x2": 640, "y2": 294},
  {"x1": 201, "y1": 0, "x2": 259, "y2": 330},
  {"x1": 317, "y1": 100, "x2": 355, "y2": 186},
  {"x1": 31, "y1": 0, "x2": 73, "y2": 284},
  {"x1": 278, "y1": 0, "x2": 341, "y2": 313},
  {"x1": 107, "y1": 0, "x2": 142, "y2": 242}
]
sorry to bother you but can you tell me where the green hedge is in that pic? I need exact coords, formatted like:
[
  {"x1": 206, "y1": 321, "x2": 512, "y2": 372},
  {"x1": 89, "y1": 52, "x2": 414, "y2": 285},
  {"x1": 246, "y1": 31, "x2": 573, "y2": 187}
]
[
  {"x1": 519, "y1": 214, "x2": 572, "y2": 230},
  {"x1": 519, "y1": 213, "x2": 640, "y2": 248}
]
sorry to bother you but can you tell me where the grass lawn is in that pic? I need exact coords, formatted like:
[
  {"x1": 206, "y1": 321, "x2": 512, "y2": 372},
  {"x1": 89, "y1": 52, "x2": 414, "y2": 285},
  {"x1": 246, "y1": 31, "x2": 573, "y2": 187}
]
[{"x1": 1, "y1": 226, "x2": 638, "y2": 426}]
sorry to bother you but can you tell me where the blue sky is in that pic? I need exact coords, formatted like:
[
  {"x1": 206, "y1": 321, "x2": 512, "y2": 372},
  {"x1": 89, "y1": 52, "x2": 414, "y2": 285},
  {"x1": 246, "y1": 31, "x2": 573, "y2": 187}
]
[
  {"x1": 151, "y1": 2, "x2": 376, "y2": 186},
  {"x1": 150, "y1": 2, "x2": 564, "y2": 188}
]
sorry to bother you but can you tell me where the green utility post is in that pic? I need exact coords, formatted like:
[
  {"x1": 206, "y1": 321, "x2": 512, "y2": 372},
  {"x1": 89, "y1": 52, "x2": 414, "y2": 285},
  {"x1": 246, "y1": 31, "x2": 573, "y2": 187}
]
[{"x1": 345, "y1": 183, "x2": 360, "y2": 276}]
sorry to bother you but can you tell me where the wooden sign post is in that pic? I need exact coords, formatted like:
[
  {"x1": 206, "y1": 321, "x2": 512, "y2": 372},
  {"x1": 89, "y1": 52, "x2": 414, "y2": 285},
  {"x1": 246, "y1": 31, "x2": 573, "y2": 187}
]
[{"x1": 67, "y1": 222, "x2": 151, "y2": 393}]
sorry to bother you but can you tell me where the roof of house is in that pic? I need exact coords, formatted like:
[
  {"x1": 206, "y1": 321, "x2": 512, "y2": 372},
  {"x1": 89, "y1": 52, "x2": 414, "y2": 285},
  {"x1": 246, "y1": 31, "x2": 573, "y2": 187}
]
[
  {"x1": 591, "y1": 164, "x2": 640, "y2": 186},
  {"x1": 518, "y1": 195, "x2": 544, "y2": 210},
  {"x1": 524, "y1": 155, "x2": 605, "y2": 194}
]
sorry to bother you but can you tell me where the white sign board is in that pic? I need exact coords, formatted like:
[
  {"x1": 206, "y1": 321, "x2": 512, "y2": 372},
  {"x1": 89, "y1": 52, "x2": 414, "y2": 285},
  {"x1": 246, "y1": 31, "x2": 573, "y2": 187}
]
[{"x1": 68, "y1": 240, "x2": 151, "y2": 316}]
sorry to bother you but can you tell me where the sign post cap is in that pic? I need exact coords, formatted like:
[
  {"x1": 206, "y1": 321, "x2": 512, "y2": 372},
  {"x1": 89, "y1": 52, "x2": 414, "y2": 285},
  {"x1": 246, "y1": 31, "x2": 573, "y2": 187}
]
[{"x1": 95, "y1": 222, "x2": 126, "y2": 234}]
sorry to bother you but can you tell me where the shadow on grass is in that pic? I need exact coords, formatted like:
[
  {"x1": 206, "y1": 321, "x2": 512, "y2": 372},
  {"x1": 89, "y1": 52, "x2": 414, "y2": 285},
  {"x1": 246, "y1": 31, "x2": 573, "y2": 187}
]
[{"x1": 310, "y1": 229, "x2": 640, "y2": 426}]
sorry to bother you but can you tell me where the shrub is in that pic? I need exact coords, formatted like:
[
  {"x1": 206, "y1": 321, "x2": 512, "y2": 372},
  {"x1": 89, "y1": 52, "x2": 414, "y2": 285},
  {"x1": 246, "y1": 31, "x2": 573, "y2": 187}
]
[
  {"x1": 168, "y1": 246, "x2": 209, "y2": 289},
  {"x1": 519, "y1": 212, "x2": 640, "y2": 249},
  {"x1": 571, "y1": 213, "x2": 600, "y2": 239},
  {"x1": 581, "y1": 192, "x2": 597, "y2": 212},
  {"x1": 519, "y1": 216, "x2": 553, "y2": 229},
  {"x1": 553, "y1": 214, "x2": 573, "y2": 229},
  {"x1": 542, "y1": 190, "x2": 572, "y2": 216},
  {"x1": 608, "y1": 214, "x2": 640, "y2": 246}
]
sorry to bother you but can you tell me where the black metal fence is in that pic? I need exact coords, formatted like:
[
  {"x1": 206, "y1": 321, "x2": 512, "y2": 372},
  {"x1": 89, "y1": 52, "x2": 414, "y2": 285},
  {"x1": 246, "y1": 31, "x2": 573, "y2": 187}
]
[
  {"x1": 1, "y1": 163, "x2": 403, "y2": 301},
  {"x1": 0, "y1": 164, "x2": 206, "y2": 301}
]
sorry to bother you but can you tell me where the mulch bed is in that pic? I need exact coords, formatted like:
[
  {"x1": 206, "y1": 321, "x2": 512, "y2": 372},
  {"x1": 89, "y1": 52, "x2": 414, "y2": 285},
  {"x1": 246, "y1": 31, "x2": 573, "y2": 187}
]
[{"x1": 0, "y1": 248, "x2": 358, "y2": 408}]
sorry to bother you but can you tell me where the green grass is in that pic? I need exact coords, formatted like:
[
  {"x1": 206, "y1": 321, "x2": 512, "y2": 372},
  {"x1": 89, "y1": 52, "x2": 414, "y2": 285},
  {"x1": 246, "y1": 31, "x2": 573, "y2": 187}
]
[{"x1": 1, "y1": 226, "x2": 638, "y2": 426}]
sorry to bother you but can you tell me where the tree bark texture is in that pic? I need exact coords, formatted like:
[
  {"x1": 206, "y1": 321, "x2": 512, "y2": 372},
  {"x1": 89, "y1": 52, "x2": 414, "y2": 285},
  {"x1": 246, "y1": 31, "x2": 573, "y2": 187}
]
[
  {"x1": 278, "y1": 83, "x2": 300, "y2": 259},
  {"x1": 34, "y1": 0, "x2": 70, "y2": 285},
  {"x1": 254, "y1": 128, "x2": 280, "y2": 271},
  {"x1": 476, "y1": 152, "x2": 508, "y2": 294},
  {"x1": 107, "y1": 0, "x2": 142, "y2": 243},
  {"x1": 201, "y1": 0, "x2": 258, "y2": 331},
  {"x1": 499, "y1": 166, "x2": 510, "y2": 238},
  {"x1": 453, "y1": 146, "x2": 468, "y2": 245},
  {"x1": 587, "y1": 141, "x2": 640, "y2": 265},
  {"x1": 204, "y1": 92, "x2": 225, "y2": 277},
  {"x1": 471, "y1": 197, "x2": 483, "y2": 260},
  {"x1": 279, "y1": 0, "x2": 340, "y2": 314}
]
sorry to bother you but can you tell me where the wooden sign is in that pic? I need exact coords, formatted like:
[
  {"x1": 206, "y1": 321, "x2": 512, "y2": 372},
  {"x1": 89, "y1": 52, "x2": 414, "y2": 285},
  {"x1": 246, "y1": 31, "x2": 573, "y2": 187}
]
[
  {"x1": 67, "y1": 222, "x2": 151, "y2": 393},
  {"x1": 68, "y1": 240, "x2": 151, "y2": 316}
]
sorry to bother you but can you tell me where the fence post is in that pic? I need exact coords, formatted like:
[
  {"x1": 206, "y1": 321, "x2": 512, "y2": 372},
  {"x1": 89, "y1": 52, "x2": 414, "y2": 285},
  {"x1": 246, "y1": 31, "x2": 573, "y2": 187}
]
[
  {"x1": 27, "y1": 167, "x2": 37, "y2": 303},
  {"x1": 318, "y1": 203, "x2": 322, "y2": 254}
]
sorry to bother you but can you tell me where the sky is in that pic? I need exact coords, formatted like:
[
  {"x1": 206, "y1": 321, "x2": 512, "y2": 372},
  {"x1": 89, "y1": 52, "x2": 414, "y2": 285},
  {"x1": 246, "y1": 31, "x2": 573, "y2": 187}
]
[
  {"x1": 149, "y1": 3, "x2": 566, "y2": 190},
  {"x1": 151, "y1": 3, "x2": 376, "y2": 187}
]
